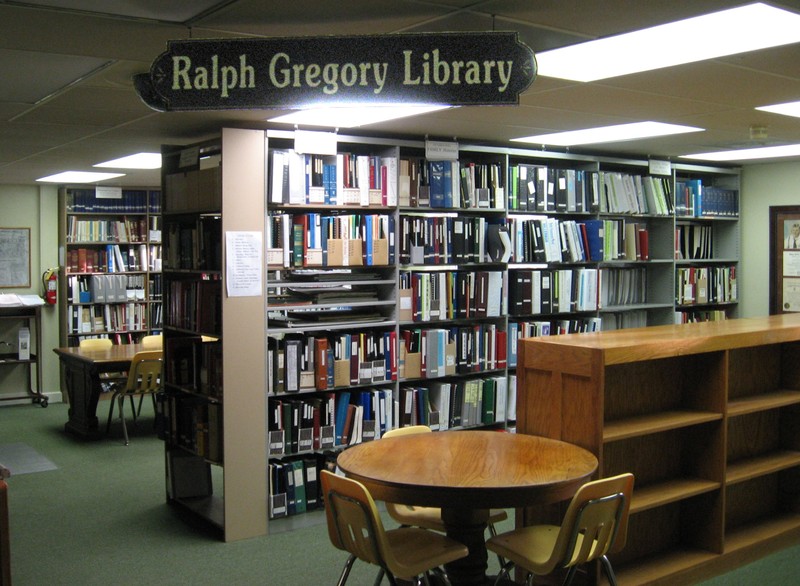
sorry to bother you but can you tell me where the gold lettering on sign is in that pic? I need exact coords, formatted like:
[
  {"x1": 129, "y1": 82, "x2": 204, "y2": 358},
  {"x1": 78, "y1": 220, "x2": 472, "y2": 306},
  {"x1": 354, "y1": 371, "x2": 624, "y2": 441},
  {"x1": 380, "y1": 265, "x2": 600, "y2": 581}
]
[
  {"x1": 403, "y1": 49, "x2": 513, "y2": 92},
  {"x1": 172, "y1": 54, "x2": 255, "y2": 97}
]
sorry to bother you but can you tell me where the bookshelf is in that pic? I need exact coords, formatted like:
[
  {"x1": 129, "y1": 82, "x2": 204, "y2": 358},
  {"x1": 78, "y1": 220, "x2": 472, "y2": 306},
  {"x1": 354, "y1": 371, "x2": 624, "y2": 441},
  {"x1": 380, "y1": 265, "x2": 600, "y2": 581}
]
[
  {"x1": 57, "y1": 187, "x2": 162, "y2": 347},
  {"x1": 161, "y1": 129, "x2": 267, "y2": 542},
  {"x1": 158, "y1": 127, "x2": 741, "y2": 537},
  {"x1": 674, "y1": 169, "x2": 741, "y2": 324},
  {"x1": 265, "y1": 136, "x2": 401, "y2": 519},
  {"x1": 516, "y1": 314, "x2": 800, "y2": 585}
]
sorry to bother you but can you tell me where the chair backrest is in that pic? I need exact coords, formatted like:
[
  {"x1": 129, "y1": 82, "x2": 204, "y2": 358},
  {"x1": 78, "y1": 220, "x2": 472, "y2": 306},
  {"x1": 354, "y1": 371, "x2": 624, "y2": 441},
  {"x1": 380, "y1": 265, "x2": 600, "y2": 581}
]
[
  {"x1": 125, "y1": 350, "x2": 163, "y2": 393},
  {"x1": 79, "y1": 338, "x2": 113, "y2": 350},
  {"x1": 140, "y1": 334, "x2": 162, "y2": 349},
  {"x1": 548, "y1": 473, "x2": 634, "y2": 573},
  {"x1": 380, "y1": 426, "x2": 434, "y2": 523},
  {"x1": 321, "y1": 470, "x2": 401, "y2": 573},
  {"x1": 382, "y1": 425, "x2": 432, "y2": 439}
]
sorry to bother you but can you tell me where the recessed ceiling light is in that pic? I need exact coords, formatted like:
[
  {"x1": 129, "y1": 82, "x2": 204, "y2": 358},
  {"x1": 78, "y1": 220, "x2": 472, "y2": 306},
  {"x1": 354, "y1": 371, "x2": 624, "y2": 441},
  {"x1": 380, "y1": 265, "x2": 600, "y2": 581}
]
[
  {"x1": 94, "y1": 152, "x2": 162, "y2": 169},
  {"x1": 680, "y1": 144, "x2": 800, "y2": 162},
  {"x1": 512, "y1": 121, "x2": 703, "y2": 147},
  {"x1": 268, "y1": 104, "x2": 451, "y2": 128},
  {"x1": 536, "y1": 3, "x2": 800, "y2": 82},
  {"x1": 36, "y1": 171, "x2": 125, "y2": 183},
  {"x1": 756, "y1": 100, "x2": 800, "y2": 119}
]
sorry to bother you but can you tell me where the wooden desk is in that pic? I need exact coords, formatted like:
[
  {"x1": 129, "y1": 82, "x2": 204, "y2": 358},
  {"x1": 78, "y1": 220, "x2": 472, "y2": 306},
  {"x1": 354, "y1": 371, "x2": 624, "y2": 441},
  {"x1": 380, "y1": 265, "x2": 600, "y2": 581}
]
[
  {"x1": 53, "y1": 344, "x2": 143, "y2": 439},
  {"x1": 336, "y1": 430, "x2": 598, "y2": 586}
]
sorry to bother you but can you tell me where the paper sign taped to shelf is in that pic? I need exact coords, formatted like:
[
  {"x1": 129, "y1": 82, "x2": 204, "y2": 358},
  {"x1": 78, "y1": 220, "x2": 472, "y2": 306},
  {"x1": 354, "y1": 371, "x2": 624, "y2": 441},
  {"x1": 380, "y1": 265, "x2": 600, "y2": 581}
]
[
  {"x1": 648, "y1": 159, "x2": 672, "y2": 176},
  {"x1": 294, "y1": 130, "x2": 337, "y2": 155},
  {"x1": 425, "y1": 140, "x2": 458, "y2": 161},
  {"x1": 225, "y1": 231, "x2": 262, "y2": 297},
  {"x1": 96, "y1": 186, "x2": 122, "y2": 199}
]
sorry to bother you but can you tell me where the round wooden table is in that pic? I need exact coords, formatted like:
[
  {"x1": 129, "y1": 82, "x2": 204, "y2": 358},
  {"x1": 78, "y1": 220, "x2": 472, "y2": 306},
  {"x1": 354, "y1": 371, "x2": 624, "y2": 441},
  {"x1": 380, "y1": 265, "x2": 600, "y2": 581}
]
[{"x1": 336, "y1": 430, "x2": 598, "y2": 586}]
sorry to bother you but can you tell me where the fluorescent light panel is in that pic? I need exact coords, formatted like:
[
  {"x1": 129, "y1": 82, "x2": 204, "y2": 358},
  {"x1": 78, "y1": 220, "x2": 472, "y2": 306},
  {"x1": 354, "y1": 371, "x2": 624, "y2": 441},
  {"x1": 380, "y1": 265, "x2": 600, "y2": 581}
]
[
  {"x1": 36, "y1": 171, "x2": 125, "y2": 183},
  {"x1": 756, "y1": 100, "x2": 800, "y2": 118},
  {"x1": 512, "y1": 121, "x2": 703, "y2": 146},
  {"x1": 268, "y1": 104, "x2": 450, "y2": 128},
  {"x1": 94, "y1": 152, "x2": 162, "y2": 169},
  {"x1": 681, "y1": 144, "x2": 800, "y2": 162},
  {"x1": 536, "y1": 3, "x2": 800, "y2": 82}
]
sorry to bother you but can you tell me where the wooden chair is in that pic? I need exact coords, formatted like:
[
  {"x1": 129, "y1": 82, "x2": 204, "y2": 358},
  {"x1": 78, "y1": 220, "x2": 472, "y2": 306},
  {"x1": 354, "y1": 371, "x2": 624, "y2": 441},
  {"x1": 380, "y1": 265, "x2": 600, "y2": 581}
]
[
  {"x1": 486, "y1": 473, "x2": 634, "y2": 586},
  {"x1": 382, "y1": 426, "x2": 509, "y2": 548},
  {"x1": 105, "y1": 350, "x2": 162, "y2": 445},
  {"x1": 321, "y1": 469, "x2": 468, "y2": 586}
]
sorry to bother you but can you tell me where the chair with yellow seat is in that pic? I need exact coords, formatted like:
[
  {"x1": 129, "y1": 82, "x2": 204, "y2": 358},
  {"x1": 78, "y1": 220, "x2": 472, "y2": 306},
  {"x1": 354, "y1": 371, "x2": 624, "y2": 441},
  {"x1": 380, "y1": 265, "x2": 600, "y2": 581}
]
[
  {"x1": 381, "y1": 425, "x2": 509, "y2": 549},
  {"x1": 105, "y1": 350, "x2": 163, "y2": 445},
  {"x1": 486, "y1": 473, "x2": 634, "y2": 586},
  {"x1": 78, "y1": 337, "x2": 113, "y2": 351},
  {"x1": 140, "y1": 334, "x2": 162, "y2": 349},
  {"x1": 79, "y1": 337, "x2": 127, "y2": 393},
  {"x1": 135, "y1": 334, "x2": 162, "y2": 415},
  {"x1": 321, "y1": 469, "x2": 468, "y2": 586}
]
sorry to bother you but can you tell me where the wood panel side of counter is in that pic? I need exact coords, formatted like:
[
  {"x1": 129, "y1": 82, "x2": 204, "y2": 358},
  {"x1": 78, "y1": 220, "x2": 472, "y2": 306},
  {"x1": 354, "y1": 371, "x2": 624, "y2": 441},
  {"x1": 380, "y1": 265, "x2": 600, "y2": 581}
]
[{"x1": 517, "y1": 338, "x2": 604, "y2": 454}]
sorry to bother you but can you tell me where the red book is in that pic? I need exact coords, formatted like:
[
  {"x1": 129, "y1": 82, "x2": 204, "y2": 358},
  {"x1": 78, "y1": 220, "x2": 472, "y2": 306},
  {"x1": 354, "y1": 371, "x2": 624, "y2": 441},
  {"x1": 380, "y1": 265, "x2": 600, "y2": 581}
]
[
  {"x1": 314, "y1": 338, "x2": 328, "y2": 390},
  {"x1": 496, "y1": 330, "x2": 508, "y2": 370},
  {"x1": 341, "y1": 403, "x2": 356, "y2": 446},
  {"x1": 637, "y1": 228, "x2": 649, "y2": 261}
]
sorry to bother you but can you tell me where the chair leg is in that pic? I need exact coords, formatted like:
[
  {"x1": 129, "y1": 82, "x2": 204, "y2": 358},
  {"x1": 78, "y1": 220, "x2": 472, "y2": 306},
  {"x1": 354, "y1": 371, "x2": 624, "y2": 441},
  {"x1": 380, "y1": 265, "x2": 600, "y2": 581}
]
[
  {"x1": 561, "y1": 565, "x2": 578, "y2": 586},
  {"x1": 118, "y1": 395, "x2": 130, "y2": 446},
  {"x1": 494, "y1": 561, "x2": 514, "y2": 586},
  {"x1": 488, "y1": 522, "x2": 507, "y2": 568},
  {"x1": 431, "y1": 567, "x2": 455, "y2": 586},
  {"x1": 337, "y1": 554, "x2": 356, "y2": 586},
  {"x1": 599, "y1": 556, "x2": 618, "y2": 586},
  {"x1": 105, "y1": 392, "x2": 117, "y2": 434},
  {"x1": 371, "y1": 568, "x2": 385, "y2": 586}
]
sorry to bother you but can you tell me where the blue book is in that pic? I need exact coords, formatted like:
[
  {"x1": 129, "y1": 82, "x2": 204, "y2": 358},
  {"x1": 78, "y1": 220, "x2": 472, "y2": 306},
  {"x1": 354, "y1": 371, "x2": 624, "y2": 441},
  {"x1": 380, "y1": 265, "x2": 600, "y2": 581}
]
[
  {"x1": 428, "y1": 160, "x2": 447, "y2": 208},
  {"x1": 443, "y1": 161, "x2": 453, "y2": 208},
  {"x1": 364, "y1": 215, "x2": 373, "y2": 265},
  {"x1": 581, "y1": 220, "x2": 604, "y2": 262},
  {"x1": 106, "y1": 244, "x2": 115, "y2": 272},
  {"x1": 334, "y1": 391, "x2": 351, "y2": 446}
]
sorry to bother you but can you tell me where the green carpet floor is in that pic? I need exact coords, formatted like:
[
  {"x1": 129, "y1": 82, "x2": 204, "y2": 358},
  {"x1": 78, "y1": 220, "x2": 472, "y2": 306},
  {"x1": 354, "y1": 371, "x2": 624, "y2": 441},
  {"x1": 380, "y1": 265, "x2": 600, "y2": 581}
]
[{"x1": 1, "y1": 402, "x2": 799, "y2": 585}]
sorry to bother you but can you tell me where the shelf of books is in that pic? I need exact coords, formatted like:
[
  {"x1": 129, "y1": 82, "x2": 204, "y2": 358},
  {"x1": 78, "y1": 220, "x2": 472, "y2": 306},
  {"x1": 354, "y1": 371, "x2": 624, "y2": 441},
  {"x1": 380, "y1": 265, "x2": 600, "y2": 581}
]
[
  {"x1": 161, "y1": 129, "x2": 267, "y2": 542},
  {"x1": 57, "y1": 186, "x2": 162, "y2": 347},
  {"x1": 673, "y1": 167, "x2": 741, "y2": 323},
  {"x1": 261, "y1": 132, "x2": 741, "y2": 525},
  {"x1": 157, "y1": 127, "x2": 740, "y2": 537},
  {"x1": 266, "y1": 134, "x2": 401, "y2": 521}
]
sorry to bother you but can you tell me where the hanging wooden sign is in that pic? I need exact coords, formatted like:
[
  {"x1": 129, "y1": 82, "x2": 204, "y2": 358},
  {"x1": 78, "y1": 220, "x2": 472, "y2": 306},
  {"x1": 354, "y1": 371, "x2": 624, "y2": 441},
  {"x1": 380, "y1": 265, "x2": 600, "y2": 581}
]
[{"x1": 134, "y1": 32, "x2": 536, "y2": 111}]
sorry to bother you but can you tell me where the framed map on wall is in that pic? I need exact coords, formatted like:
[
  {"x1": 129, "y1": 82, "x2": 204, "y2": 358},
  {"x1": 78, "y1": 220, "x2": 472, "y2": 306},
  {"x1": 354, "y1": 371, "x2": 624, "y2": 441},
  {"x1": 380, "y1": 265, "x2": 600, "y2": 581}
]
[{"x1": 0, "y1": 227, "x2": 31, "y2": 288}]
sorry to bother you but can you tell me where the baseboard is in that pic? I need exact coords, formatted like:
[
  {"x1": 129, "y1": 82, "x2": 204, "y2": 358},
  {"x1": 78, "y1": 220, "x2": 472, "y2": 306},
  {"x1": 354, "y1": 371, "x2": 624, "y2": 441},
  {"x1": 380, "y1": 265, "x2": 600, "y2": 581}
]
[{"x1": 0, "y1": 391, "x2": 62, "y2": 407}]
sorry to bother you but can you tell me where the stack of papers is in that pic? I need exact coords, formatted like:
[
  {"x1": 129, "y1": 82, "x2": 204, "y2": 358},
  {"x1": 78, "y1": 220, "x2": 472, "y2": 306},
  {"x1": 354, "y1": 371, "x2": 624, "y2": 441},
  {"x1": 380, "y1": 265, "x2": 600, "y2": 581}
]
[{"x1": 0, "y1": 294, "x2": 45, "y2": 307}]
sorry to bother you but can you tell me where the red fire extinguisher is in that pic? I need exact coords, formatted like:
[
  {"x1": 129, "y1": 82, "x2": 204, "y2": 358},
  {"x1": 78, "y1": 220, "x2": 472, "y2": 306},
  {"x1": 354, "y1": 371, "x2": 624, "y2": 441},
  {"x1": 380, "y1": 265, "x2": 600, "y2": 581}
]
[{"x1": 42, "y1": 268, "x2": 58, "y2": 305}]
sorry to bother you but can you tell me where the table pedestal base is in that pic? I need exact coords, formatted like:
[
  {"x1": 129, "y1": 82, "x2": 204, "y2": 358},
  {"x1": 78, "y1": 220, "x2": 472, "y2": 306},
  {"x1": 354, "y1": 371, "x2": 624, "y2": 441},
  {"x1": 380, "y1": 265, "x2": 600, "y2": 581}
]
[
  {"x1": 62, "y1": 359, "x2": 103, "y2": 438},
  {"x1": 442, "y1": 507, "x2": 490, "y2": 586}
]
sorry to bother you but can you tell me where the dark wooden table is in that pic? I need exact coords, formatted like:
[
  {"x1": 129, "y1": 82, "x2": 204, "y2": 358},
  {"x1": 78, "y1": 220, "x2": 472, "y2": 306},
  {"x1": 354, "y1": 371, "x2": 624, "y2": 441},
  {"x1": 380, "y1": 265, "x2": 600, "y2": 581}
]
[
  {"x1": 336, "y1": 430, "x2": 598, "y2": 586},
  {"x1": 53, "y1": 344, "x2": 144, "y2": 439}
]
